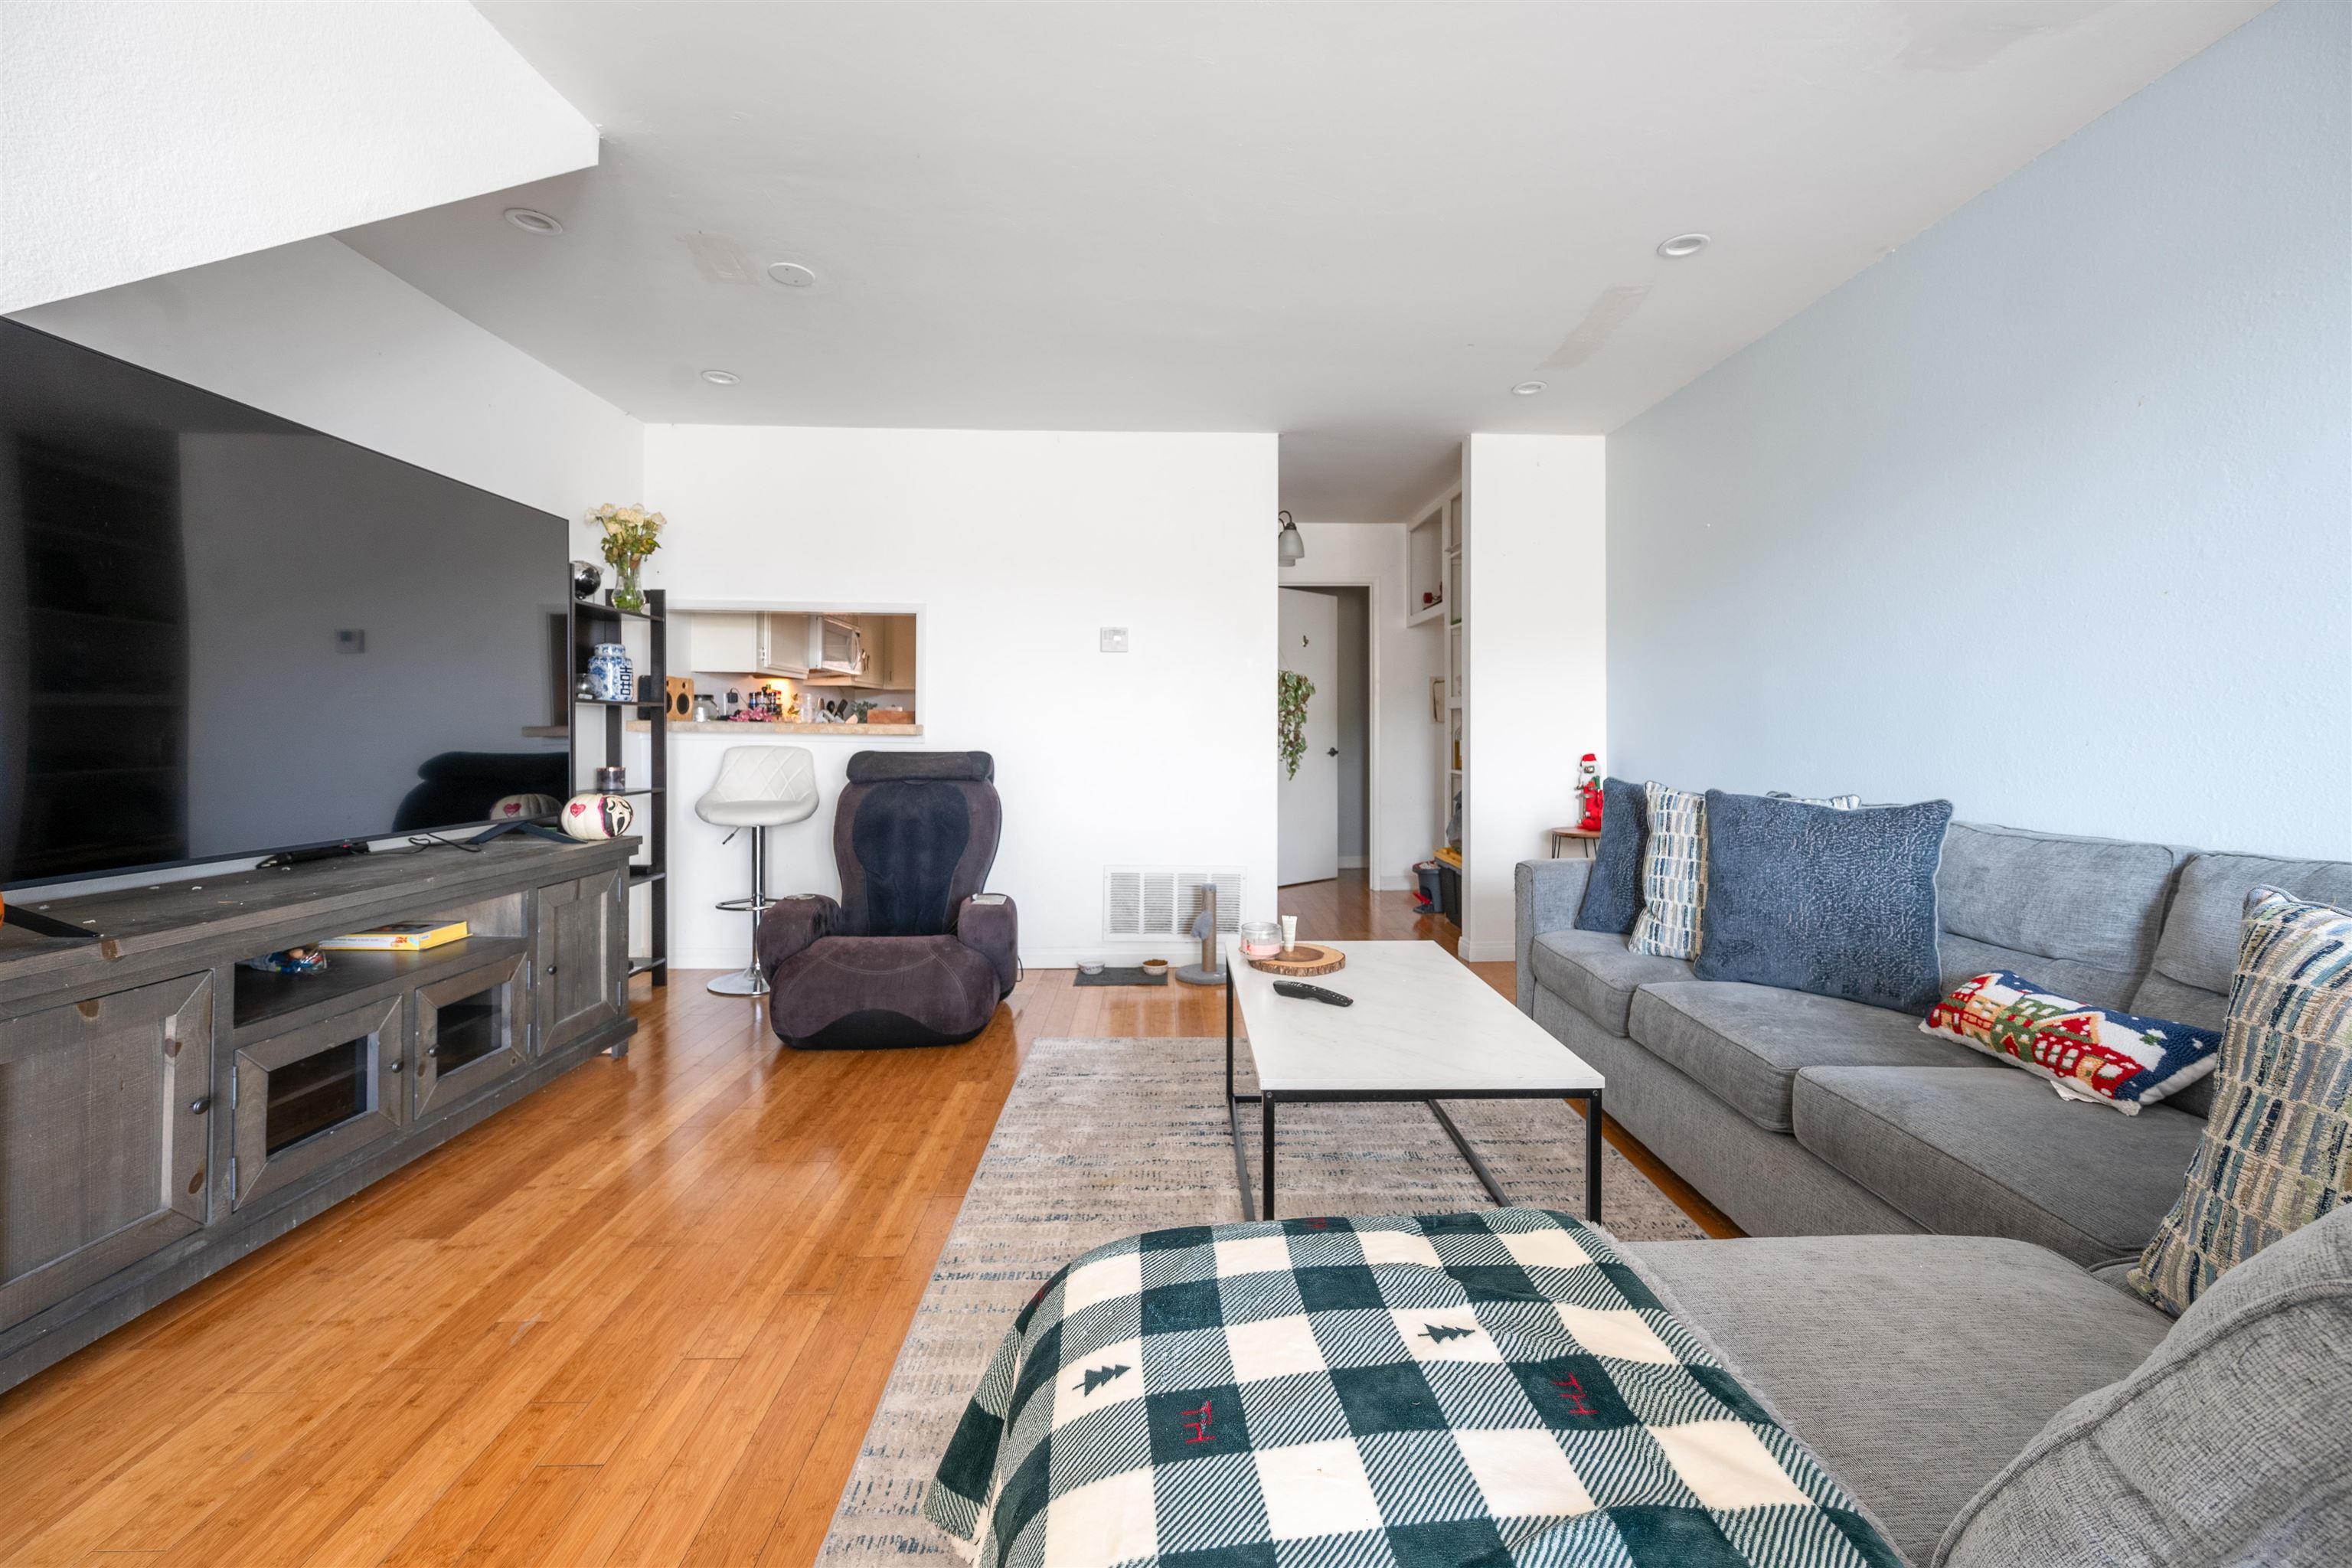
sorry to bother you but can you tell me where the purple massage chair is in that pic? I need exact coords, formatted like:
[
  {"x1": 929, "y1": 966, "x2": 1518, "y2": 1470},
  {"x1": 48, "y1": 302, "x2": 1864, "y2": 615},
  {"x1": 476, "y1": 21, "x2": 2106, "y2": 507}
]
[{"x1": 755, "y1": 750, "x2": 1018, "y2": 1048}]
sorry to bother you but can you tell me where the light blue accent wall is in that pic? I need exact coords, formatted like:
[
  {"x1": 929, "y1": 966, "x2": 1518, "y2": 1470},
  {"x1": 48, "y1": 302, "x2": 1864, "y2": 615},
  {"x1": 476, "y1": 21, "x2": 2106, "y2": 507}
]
[{"x1": 1607, "y1": 1, "x2": 2350, "y2": 861}]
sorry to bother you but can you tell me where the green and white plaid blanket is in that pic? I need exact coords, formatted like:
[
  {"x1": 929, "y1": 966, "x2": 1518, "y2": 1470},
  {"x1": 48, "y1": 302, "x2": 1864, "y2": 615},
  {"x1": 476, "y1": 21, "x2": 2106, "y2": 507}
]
[{"x1": 926, "y1": 1208, "x2": 1899, "y2": 1567}]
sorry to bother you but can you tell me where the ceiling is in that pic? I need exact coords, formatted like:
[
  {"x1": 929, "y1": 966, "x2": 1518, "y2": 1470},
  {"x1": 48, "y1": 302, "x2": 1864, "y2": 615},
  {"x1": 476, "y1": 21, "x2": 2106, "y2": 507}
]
[{"x1": 341, "y1": 1, "x2": 2262, "y2": 524}]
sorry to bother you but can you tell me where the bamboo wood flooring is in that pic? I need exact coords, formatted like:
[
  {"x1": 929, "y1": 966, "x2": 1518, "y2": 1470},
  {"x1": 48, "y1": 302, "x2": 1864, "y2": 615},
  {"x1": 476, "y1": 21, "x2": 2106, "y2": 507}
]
[{"x1": 0, "y1": 874, "x2": 1727, "y2": 1566}]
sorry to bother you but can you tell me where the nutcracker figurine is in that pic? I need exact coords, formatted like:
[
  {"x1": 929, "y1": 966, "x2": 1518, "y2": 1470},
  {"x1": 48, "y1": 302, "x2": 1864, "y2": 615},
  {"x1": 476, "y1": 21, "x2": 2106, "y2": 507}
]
[{"x1": 1576, "y1": 753, "x2": 1605, "y2": 833}]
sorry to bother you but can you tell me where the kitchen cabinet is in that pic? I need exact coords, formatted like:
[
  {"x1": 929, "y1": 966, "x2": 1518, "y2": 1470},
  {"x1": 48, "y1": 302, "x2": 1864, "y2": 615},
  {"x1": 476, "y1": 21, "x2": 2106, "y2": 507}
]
[
  {"x1": 858, "y1": 616, "x2": 914, "y2": 688},
  {"x1": 687, "y1": 612, "x2": 808, "y2": 678}
]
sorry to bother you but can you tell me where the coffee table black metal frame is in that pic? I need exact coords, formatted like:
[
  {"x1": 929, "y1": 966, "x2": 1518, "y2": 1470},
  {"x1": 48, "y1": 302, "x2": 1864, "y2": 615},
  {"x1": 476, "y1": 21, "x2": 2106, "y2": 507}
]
[{"x1": 1224, "y1": 969, "x2": 1602, "y2": 1223}]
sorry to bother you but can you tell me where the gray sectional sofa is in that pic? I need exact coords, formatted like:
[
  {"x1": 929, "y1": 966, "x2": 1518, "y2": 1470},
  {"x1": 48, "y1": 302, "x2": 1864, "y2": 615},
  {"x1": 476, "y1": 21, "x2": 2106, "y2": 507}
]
[
  {"x1": 1512, "y1": 819, "x2": 2352, "y2": 1563},
  {"x1": 1517, "y1": 820, "x2": 2352, "y2": 1268}
]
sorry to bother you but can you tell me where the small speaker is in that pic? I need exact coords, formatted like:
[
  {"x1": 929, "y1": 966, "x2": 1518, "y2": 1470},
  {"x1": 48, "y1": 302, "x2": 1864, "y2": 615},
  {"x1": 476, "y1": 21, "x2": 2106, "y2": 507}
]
[{"x1": 665, "y1": 677, "x2": 694, "y2": 720}]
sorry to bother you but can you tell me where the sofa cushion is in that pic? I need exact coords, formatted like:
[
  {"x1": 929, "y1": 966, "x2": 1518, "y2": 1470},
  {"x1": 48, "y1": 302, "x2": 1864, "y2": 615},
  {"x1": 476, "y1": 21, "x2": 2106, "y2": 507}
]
[
  {"x1": 1572, "y1": 775, "x2": 1648, "y2": 934},
  {"x1": 1624, "y1": 1233, "x2": 2173, "y2": 1568},
  {"x1": 2130, "y1": 887, "x2": 2352, "y2": 1317},
  {"x1": 1937, "y1": 1207, "x2": 2352, "y2": 1568},
  {"x1": 1793, "y1": 1066, "x2": 2207, "y2": 1267},
  {"x1": 1934, "y1": 822, "x2": 2183, "y2": 1011},
  {"x1": 1525, "y1": 929, "x2": 1690, "y2": 1037},
  {"x1": 1697, "y1": 791, "x2": 1952, "y2": 1013},
  {"x1": 2132, "y1": 850, "x2": 2352, "y2": 1031},
  {"x1": 1630, "y1": 981, "x2": 1996, "y2": 1134}
]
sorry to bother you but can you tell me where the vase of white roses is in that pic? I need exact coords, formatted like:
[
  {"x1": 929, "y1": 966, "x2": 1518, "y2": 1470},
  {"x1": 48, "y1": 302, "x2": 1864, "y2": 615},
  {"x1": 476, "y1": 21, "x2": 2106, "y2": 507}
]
[{"x1": 591, "y1": 504, "x2": 665, "y2": 611}]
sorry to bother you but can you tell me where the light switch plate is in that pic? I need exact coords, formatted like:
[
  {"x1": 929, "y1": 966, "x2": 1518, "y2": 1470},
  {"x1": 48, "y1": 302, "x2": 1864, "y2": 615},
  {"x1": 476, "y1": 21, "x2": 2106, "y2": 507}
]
[{"x1": 1099, "y1": 627, "x2": 1130, "y2": 653}]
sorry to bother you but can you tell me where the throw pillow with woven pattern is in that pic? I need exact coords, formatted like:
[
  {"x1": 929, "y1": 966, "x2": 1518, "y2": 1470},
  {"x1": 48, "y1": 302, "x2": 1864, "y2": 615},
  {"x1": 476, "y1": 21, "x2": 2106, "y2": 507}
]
[
  {"x1": 1922, "y1": 970, "x2": 2221, "y2": 1112},
  {"x1": 1628, "y1": 784, "x2": 1860, "y2": 960},
  {"x1": 2129, "y1": 887, "x2": 2352, "y2": 1316}
]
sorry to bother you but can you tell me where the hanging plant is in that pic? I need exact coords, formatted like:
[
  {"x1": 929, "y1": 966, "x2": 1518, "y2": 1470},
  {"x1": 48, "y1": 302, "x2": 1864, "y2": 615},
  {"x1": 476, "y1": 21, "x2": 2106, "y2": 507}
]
[{"x1": 1277, "y1": 670, "x2": 1316, "y2": 779}]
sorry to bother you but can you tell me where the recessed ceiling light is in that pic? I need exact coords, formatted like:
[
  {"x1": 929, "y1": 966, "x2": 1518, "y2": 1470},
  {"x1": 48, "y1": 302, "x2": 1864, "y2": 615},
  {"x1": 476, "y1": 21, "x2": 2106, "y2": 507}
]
[
  {"x1": 1511, "y1": 380, "x2": 1547, "y2": 396},
  {"x1": 1656, "y1": 233, "x2": 1710, "y2": 259},
  {"x1": 766, "y1": 261, "x2": 817, "y2": 288},
  {"x1": 699, "y1": 368, "x2": 740, "y2": 385},
  {"x1": 504, "y1": 207, "x2": 564, "y2": 235}
]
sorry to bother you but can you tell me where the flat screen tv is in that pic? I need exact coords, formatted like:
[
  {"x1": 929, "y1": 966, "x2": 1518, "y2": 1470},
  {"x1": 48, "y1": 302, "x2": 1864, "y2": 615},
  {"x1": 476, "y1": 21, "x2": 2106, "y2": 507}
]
[{"x1": 0, "y1": 319, "x2": 570, "y2": 889}]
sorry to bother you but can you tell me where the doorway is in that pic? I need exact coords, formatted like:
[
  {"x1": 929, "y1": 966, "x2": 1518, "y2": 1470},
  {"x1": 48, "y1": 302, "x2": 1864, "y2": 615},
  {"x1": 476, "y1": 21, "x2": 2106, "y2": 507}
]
[{"x1": 1277, "y1": 586, "x2": 1368, "y2": 887}]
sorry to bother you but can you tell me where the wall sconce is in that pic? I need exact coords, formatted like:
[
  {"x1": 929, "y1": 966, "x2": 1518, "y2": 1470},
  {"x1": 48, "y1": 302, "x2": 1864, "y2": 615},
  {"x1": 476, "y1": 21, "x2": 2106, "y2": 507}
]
[{"x1": 1277, "y1": 511, "x2": 1305, "y2": 566}]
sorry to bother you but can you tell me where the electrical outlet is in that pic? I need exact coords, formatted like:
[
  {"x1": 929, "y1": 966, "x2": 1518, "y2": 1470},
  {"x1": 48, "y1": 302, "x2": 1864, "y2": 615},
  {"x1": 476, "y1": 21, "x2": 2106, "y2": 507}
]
[{"x1": 1099, "y1": 627, "x2": 1130, "y2": 654}]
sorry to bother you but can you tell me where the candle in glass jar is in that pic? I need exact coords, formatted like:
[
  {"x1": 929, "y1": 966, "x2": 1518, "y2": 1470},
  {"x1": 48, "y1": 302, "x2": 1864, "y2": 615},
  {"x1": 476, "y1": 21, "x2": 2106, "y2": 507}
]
[{"x1": 1239, "y1": 920, "x2": 1282, "y2": 958}]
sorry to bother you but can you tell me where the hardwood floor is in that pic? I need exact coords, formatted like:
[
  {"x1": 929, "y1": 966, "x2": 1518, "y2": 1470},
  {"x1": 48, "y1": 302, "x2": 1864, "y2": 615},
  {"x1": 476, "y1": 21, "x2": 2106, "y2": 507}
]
[{"x1": 0, "y1": 878, "x2": 1726, "y2": 1566}]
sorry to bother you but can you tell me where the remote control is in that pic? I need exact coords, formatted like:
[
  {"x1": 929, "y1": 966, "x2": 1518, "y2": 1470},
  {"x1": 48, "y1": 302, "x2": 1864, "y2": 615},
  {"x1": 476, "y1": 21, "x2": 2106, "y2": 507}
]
[{"x1": 1272, "y1": 980, "x2": 1353, "y2": 1007}]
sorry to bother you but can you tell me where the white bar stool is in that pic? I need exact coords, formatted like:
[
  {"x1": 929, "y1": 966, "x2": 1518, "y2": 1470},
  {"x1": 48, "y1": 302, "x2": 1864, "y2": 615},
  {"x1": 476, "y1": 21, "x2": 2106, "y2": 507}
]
[{"x1": 697, "y1": 746, "x2": 820, "y2": 996}]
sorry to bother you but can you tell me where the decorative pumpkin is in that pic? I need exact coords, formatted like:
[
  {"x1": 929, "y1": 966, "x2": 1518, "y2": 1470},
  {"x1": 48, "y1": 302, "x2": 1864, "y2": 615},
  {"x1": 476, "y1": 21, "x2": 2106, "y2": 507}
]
[
  {"x1": 560, "y1": 792, "x2": 635, "y2": 841},
  {"x1": 489, "y1": 792, "x2": 561, "y2": 822}
]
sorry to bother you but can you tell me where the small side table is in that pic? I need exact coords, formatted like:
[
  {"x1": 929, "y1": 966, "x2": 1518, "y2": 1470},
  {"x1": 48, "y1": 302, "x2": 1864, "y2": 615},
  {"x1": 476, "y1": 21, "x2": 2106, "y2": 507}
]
[{"x1": 1550, "y1": 827, "x2": 1601, "y2": 860}]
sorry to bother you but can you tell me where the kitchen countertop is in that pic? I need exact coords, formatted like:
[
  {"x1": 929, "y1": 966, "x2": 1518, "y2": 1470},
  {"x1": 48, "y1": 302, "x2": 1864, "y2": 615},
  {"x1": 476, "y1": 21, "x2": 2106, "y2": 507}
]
[{"x1": 628, "y1": 720, "x2": 922, "y2": 736}]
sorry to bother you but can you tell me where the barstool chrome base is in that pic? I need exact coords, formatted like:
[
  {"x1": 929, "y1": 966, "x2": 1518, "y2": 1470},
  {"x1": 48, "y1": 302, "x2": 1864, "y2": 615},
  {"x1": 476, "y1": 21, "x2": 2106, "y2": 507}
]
[{"x1": 707, "y1": 965, "x2": 770, "y2": 998}]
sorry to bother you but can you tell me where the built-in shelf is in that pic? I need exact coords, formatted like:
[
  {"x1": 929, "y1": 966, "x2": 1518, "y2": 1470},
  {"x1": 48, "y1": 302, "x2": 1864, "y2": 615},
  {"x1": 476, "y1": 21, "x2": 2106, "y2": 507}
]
[
  {"x1": 232, "y1": 935, "x2": 531, "y2": 1035},
  {"x1": 574, "y1": 601, "x2": 664, "y2": 623},
  {"x1": 575, "y1": 697, "x2": 659, "y2": 709}
]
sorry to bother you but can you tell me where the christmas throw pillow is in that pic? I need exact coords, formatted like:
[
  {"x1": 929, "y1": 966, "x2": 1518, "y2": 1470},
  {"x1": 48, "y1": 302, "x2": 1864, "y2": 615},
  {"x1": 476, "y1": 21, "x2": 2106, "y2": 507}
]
[{"x1": 1921, "y1": 970, "x2": 2221, "y2": 1113}]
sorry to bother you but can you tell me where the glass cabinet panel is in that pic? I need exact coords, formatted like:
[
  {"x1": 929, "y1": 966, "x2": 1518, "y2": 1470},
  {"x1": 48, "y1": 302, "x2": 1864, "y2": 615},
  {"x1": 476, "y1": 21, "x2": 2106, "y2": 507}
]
[
  {"x1": 413, "y1": 951, "x2": 528, "y2": 1118},
  {"x1": 233, "y1": 993, "x2": 404, "y2": 1210}
]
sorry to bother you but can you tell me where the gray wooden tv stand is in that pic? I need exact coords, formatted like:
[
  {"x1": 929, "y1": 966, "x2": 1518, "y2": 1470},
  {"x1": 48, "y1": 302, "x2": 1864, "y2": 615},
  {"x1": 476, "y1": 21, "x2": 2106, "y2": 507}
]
[{"x1": 0, "y1": 837, "x2": 639, "y2": 1393}]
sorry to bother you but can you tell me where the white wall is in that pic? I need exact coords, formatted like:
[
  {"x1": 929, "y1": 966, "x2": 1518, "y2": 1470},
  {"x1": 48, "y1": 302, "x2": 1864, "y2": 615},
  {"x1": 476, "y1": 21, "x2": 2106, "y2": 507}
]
[
  {"x1": 15, "y1": 237, "x2": 642, "y2": 525},
  {"x1": 1286, "y1": 524, "x2": 1446, "y2": 890},
  {"x1": 1, "y1": 0, "x2": 596, "y2": 312},
  {"x1": 1607, "y1": 1, "x2": 2351, "y2": 859},
  {"x1": 642, "y1": 426, "x2": 1279, "y2": 969},
  {"x1": 1462, "y1": 436, "x2": 1606, "y2": 962}
]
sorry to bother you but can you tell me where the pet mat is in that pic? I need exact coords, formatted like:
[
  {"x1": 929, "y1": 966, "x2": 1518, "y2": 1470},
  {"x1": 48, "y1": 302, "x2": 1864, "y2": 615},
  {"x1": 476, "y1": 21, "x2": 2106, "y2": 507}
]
[{"x1": 1074, "y1": 966, "x2": 1169, "y2": 987}]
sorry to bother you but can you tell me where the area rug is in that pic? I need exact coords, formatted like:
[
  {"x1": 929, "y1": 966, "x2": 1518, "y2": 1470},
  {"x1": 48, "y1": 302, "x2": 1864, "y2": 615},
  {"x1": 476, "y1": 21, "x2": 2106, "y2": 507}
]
[{"x1": 812, "y1": 1034, "x2": 1704, "y2": 1566}]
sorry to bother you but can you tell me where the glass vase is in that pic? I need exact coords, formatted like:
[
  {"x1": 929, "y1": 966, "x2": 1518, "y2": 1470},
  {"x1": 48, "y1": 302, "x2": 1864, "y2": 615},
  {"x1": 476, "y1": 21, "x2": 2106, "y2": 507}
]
[{"x1": 610, "y1": 558, "x2": 645, "y2": 612}]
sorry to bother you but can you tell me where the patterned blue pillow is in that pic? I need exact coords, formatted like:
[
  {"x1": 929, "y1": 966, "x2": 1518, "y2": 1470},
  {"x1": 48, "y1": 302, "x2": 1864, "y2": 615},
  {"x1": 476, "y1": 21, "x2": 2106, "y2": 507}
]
[
  {"x1": 1694, "y1": 791, "x2": 1952, "y2": 1011},
  {"x1": 1573, "y1": 776, "x2": 1648, "y2": 934},
  {"x1": 1630, "y1": 784, "x2": 1861, "y2": 960}
]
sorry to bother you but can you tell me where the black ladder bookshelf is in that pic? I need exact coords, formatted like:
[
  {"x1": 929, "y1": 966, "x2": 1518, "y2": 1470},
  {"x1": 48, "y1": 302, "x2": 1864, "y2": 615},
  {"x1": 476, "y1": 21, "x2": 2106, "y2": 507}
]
[{"x1": 567, "y1": 586, "x2": 668, "y2": 987}]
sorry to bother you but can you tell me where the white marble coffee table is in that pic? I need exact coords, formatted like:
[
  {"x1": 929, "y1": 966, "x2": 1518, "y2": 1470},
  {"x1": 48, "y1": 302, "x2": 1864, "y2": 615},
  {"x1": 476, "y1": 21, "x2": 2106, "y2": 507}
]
[{"x1": 1222, "y1": 937, "x2": 1606, "y2": 1221}]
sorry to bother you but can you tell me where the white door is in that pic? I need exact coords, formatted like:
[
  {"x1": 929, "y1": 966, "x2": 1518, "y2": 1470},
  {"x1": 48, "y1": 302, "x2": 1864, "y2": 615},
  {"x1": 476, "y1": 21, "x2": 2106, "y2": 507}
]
[{"x1": 1278, "y1": 587, "x2": 1339, "y2": 886}]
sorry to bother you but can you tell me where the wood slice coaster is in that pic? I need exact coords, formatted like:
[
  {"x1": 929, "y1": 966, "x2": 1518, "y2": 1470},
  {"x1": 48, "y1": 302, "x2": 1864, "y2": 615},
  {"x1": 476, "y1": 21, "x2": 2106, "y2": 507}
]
[{"x1": 1246, "y1": 943, "x2": 1346, "y2": 977}]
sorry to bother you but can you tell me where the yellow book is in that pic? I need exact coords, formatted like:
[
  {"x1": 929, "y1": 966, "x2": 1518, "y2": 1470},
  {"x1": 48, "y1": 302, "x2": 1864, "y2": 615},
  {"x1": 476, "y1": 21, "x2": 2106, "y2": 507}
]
[{"x1": 316, "y1": 920, "x2": 469, "y2": 952}]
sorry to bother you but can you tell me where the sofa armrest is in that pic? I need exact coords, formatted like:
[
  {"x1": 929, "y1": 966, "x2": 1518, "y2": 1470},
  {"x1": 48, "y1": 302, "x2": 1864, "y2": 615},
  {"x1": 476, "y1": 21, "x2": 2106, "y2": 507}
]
[
  {"x1": 956, "y1": 894, "x2": 1020, "y2": 998},
  {"x1": 1514, "y1": 858, "x2": 1593, "y2": 1015},
  {"x1": 757, "y1": 893, "x2": 840, "y2": 980}
]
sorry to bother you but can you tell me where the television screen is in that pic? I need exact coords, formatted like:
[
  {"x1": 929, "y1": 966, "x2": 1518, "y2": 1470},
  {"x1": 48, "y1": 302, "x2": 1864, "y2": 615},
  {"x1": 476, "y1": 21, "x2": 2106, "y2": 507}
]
[{"x1": 0, "y1": 320, "x2": 570, "y2": 887}]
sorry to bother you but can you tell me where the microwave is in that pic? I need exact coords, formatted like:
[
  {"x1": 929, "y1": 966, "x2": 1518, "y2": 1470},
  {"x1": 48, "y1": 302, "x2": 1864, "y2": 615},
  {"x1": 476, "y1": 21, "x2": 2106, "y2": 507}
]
[{"x1": 810, "y1": 615, "x2": 864, "y2": 675}]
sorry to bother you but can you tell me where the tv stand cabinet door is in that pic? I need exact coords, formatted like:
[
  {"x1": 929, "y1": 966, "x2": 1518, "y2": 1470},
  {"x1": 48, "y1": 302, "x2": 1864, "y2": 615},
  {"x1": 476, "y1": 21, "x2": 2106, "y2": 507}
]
[
  {"x1": 1, "y1": 973, "x2": 213, "y2": 1334},
  {"x1": 534, "y1": 870, "x2": 626, "y2": 1056},
  {"x1": 412, "y1": 953, "x2": 528, "y2": 1119}
]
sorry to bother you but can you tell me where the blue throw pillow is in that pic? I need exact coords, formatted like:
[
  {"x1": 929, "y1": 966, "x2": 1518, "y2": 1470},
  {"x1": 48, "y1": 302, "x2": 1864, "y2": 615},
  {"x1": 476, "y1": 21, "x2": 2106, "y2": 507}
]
[
  {"x1": 1694, "y1": 790, "x2": 1954, "y2": 1013},
  {"x1": 1573, "y1": 776, "x2": 1648, "y2": 934}
]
